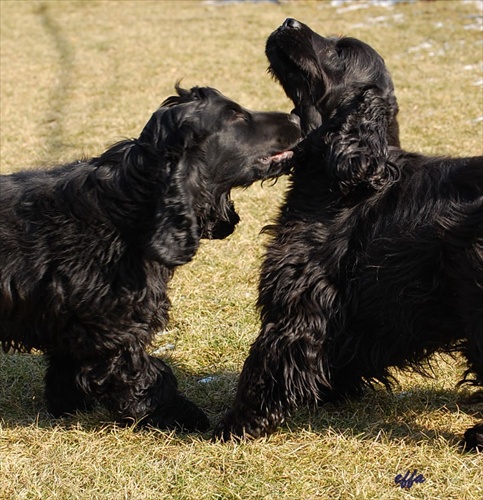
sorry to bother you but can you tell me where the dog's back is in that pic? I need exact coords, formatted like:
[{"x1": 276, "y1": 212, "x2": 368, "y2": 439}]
[{"x1": 0, "y1": 161, "x2": 121, "y2": 352}]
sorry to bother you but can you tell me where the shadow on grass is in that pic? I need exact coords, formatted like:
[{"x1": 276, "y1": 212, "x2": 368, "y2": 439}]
[
  {"x1": 0, "y1": 352, "x2": 216, "y2": 436},
  {"x1": 2, "y1": 353, "x2": 481, "y2": 448},
  {"x1": 295, "y1": 387, "x2": 478, "y2": 446},
  {"x1": 199, "y1": 369, "x2": 483, "y2": 448}
]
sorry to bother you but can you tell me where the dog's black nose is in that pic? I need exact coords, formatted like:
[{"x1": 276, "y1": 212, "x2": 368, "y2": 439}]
[{"x1": 283, "y1": 18, "x2": 301, "y2": 29}]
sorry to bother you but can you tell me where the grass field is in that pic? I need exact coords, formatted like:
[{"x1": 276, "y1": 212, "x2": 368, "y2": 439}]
[{"x1": 1, "y1": 0, "x2": 482, "y2": 498}]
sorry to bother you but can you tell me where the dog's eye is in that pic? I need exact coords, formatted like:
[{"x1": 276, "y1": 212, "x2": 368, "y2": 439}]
[{"x1": 229, "y1": 109, "x2": 248, "y2": 122}]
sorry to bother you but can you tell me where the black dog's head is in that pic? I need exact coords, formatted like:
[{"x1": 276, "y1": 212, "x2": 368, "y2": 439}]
[
  {"x1": 266, "y1": 20, "x2": 401, "y2": 194},
  {"x1": 266, "y1": 18, "x2": 400, "y2": 146},
  {"x1": 135, "y1": 85, "x2": 301, "y2": 265}
]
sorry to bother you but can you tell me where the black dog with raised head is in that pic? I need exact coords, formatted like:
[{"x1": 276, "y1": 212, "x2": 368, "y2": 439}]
[
  {"x1": 0, "y1": 85, "x2": 301, "y2": 431},
  {"x1": 215, "y1": 20, "x2": 483, "y2": 450}
]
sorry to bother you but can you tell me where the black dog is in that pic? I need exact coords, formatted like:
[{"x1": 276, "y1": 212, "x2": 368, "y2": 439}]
[
  {"x1": 0, "y1": 85, "x2": 301, "y2": 431},
  {"x1": 215, "y1": 19, "x2": 483, "y2": 450}
]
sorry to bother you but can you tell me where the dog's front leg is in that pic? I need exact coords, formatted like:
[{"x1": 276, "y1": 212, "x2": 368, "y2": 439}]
[
  {"x1": 44, "y1": 353, "x2": 95, "y2": 417},
  {"x1": 214, "y1": 323, "x2": 324, "y2": 441},
  {"x1": 80, "y1": 349, "x2": 209, "y2": 432}
]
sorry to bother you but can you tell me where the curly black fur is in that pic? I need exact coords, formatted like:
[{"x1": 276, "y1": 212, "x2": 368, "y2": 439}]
[
  {"x1": 214, "y1": 20, "x2": 483, "y2": 451},
  {"x1": 0, "y1": 85, "x2": 301, "y2": 431}
]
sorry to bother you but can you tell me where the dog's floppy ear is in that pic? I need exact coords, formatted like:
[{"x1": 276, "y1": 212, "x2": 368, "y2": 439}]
[
  {"x1": 138, "y1": 105, "x2": 201, "y2": 267},
  {"x1": 147, "y1": 158, "x2": 200, "y2": 267},
  {"x1": 326, "y1": 87, "x2": 399, "y2": 194},
  {"x1": 138, "y1": 100, "x2": 199, "y2": 154}
]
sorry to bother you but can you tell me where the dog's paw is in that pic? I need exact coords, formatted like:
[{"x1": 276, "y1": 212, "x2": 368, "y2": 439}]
[
  {"x1": 212, "y1": 410, "x2": 272, "y2": 442},
  {"x1": 148, "y1": 395, "x2": 210, "y2": 433},
  {"x1": 461, "y1": 423, "x2": 483, "y2": 452}
]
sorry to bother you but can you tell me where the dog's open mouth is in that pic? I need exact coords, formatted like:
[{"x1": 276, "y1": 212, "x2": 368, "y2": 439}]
[
  {"x1": 258, "y1": 150, "x2": 294, "y2": 165},
  {"x1": 266, "y1": 24, "x2": 322, "y2": 116},
  {"x1": 271, "y1": 47, "x2": 313, "y2": 81},
  {"x1": 267, "y1": 42, "x2": 324, "y2": 136}
]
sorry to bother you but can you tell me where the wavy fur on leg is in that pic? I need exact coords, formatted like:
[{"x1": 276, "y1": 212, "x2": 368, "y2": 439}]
[
  {"x1": 215, "y1": 20, "x2": 483, "y2": 451},
  {"x1": 0, "y1": 85, "x2": 301, "y2": 431}
]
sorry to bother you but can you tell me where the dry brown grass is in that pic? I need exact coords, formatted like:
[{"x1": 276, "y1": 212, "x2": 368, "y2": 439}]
[{"x1": 1, "y1": 1, "x2": 482, "y2": 498}]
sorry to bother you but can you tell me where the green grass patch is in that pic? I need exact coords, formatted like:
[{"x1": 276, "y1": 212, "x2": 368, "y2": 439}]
[{"x1": 1, "y1": 0, "x2": 482, "y2": 498}]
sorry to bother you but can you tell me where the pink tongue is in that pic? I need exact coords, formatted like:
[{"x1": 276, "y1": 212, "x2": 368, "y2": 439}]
[
  {"x1": 259, "y1": 150, "x2": 293, "y2": 164},
  {"x1": 270, "y1": 150, "x2": 293, "y2": 163}
]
